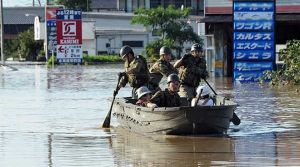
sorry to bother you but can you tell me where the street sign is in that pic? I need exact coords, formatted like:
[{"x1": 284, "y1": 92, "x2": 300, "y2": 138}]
[
  {"x1": 56, "y1": 9, "x2": 82, "y2": 63},
  {"x1": 233, "y1": 0, "x2": 275, "y2": 83}
]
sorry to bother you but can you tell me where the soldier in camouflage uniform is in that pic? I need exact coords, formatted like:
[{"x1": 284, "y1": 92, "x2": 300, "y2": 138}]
[
  {"x1": 149, "y1": 46, "x2": 178, "y2": 93},
  {"x1": 174, "y1": 43, "x2": 208, "y2": 100},
  {"x1": 117, "y1": 45, "x2": 150, "y2": 99},
  {"x1": 150, "y1": 74, "x2": 181, "y2": 107}
]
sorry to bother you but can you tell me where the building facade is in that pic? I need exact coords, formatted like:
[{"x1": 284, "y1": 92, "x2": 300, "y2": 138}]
[{"x1": 201, "y1": 0, "x2": 300, "y2": 77}]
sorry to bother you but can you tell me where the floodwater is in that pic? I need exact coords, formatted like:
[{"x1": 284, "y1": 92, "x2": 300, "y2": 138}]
[{"x1": 0, "y1": 64, "x2": 300, "y2": 167}]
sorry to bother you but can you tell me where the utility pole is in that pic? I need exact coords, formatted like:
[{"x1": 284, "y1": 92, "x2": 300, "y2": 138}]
[{"x1": 0, "y1": 0, "x2": 4, "y2": 64}]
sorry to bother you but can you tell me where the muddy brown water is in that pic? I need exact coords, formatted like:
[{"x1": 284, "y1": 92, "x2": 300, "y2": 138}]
[{"x1": 1, "y1": 65, "x2": 300, "y2": 166}]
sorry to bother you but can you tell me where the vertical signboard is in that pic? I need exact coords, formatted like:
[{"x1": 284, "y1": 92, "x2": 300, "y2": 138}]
[
  {"x1": 233, "y1": 0, "x2": 275, "y2": 82},
  {"x1": 56, "y1": 9, "x2": 82, "y2": 63},
  {"x1": 46, "y1": 7, "x2": 60, "y2": 59}
]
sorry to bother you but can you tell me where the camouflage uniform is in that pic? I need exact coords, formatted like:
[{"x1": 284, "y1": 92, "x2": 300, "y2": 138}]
[
  {"x1": 149, "y1": 58, "x2": 178, "y2": 92},
  {"x1": 150, "y1": 88, "x2": 181, "y2": 107},
  {"x1": 178, "y1": 54, "x2": 208, "y2": 99},
  {"x1": 119, "y1": 55, "x2": 150, "y2": 99}
]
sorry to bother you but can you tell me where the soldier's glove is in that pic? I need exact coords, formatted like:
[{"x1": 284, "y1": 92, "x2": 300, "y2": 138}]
[
  {"x1": 113, "y1": 86, "x2": 120, "y2": 96},
  {"x1": 119, "y1": 72, "x2": 126, "y2": 77},
  {"x1": 200, "y1": 71, "x2": 209, "y2": 79},
  {"x1": 181, "y1": 54, "x2": 189, "y2": 60}
]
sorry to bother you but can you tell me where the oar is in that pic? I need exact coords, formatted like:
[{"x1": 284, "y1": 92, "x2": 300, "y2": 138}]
[
  {"x1": 203, "y1": 79, "x2": 241, "y2": 125},
  {"x1": 102, "y1": 73, "x2": 122, "y2": 128},
  {"x1": 194, "y1": 89, "x2": 203, "y2": 107}
]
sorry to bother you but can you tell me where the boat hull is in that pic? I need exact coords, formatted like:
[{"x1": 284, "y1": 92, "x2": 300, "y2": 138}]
[{"x1": 112, "y1": 97, "x2": 237, "y2": 135}]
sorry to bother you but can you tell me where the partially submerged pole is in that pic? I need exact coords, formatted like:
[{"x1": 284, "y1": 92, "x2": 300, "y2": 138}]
[{"x1": 0, "y1": 0, "x2": 4, "y2": 65}]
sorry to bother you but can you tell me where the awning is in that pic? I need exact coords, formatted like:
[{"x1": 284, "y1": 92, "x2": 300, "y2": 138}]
[{"x1": 199, "y1": 14, "x2": 300, "y2": 23}]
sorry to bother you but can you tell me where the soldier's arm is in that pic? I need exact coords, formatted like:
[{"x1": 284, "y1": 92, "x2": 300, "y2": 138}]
[
  {"x1": 174, "y1": 59, "x2": 183, "y2": 68},
  {"x1": 158, "y1": 62, "x2": 178, "y2": 77},
  {"x1": 126, "y1": 60, "x2": 143, "y2": 74},
  {"x1": 150, "y1": 91, "x2": 163, "y2": 107},
  {"x1": 174, "y1": 54, "x2": 188, "y2": 68},
  {"x1": 119, "y1": 74, "x2": 128, "y2": 88}
]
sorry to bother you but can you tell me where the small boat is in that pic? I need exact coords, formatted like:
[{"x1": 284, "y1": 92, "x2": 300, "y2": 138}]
[{"x1": 112, "y1": 96, "x2": 238, "y2": 135}]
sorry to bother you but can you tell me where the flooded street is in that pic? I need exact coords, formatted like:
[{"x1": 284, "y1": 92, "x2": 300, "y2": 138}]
[{"x1": 1, "y1": 64, "x2": 300, "y2": 166}]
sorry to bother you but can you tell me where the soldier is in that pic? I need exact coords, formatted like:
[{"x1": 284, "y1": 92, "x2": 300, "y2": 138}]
[
  {"x1": 150, "y1": 73, "x2": 181, "y2": 107},
  {"x1": 149, "y1": 46, "x2": 178, "y2": 93},
  {"x1": 174, "y1": 43, "x2": 208, "y2": 99},
  {"x1": 135, "y1": 86, "x2": 158, "y2": 108},
  {"x1": 117, "y1": 45, "x2": 150, "y2": 99}
]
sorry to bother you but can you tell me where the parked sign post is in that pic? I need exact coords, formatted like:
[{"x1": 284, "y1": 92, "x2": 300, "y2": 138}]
[{"x1": 56, "y1": 9, "x2": 82, "y2": 63}]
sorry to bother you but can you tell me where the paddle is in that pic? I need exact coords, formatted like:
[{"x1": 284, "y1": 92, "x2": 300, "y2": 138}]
[
  {"x1": 203, "y1": 79, "x2": 241, "y2": 125},
  {"x1": 102, "y1": 73, "x2": 122, "y2": 128},
  {"x1": 194, "y1": 89, "x2": 203, "y2": 107}
]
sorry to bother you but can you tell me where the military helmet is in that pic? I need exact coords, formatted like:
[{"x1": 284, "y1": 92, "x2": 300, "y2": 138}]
[
  {"x1": 136, "y1": 86, "x2": 152, "y2": 99},
  {"x1": 159, "y1": 46, "x2": 172, "y2": 56},
  {"x1": 191, "y1": 43, "x2": 203, "y2": 52},
  {"x1": 196, "y1": 85, "x2": 211, "y2": 96},
  {"x1": 167, "y1": 73, "x2": 180, "y2": 84},
  {"x1": 120, "y1": 45, "x2": 133, "y2": 58}
]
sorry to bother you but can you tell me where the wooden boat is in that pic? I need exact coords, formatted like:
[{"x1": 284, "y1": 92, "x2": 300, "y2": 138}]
[{"x1": 112, "y1": 96, "x2": 238, "y2": 135}]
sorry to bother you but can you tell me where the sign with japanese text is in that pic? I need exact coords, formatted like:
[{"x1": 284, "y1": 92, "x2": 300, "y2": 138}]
[
  {"x1": 56, "y1": 9, "x2": 82, "y2": 63},
  {"x1": 46, "y1": 6, "x2": 62, "y2": 58},
  {"x1": 233, "y1": 0, "x2": 275, "y2": 82}
]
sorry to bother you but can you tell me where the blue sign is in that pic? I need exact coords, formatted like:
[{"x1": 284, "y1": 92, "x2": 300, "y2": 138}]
[
  {"x1": 233, "y1": 1, "x2": 275, "y2": 82},
  {"x1": 234, "y1": 32, "x2": 274, "y2": 41},
  {"x1": 234, "y1": 21, "x2": 274, "y2": 31},
  {"x1": 234, "y1": 41, "x2": 274, "y2": 51},
  {"x1": 234, "y1": 62, "x2": 273, "y2": 72},
  {"x1": 47, "y1": 20, "x2": 57, "y2": 55},
  {"x1": 234, "y1": 2, "x2": 274, "y2": 12},
  {"x1": 234, "y1": 50, "x2": 274, "y2": 61},
  {"x1": 234, "y1": 71, "x2": 266, "y2": 83},
  {"x1": 56, "y1": 9, "x2": 82, "y2": 20}
]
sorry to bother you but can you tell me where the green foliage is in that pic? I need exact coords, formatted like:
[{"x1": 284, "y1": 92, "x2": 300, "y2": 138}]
[
  {"x1": 17, "y1": 27, "x2": 43, "y2": 61},
  {"x1": 4, "y1": 39, "x2": 19, "y2": 60},
  {"x1": 260, "y1": 40, "x2": 300, "y2": 86},
  {"x1": 83, "y1": 54, "x2": 122, "y2": 64},
  {"x1": 55, "y1": 0, "x2": 90, "y2": 11},
  {"x1": 46, "y1": 55, "x2": 58, "y2": 66},
  {"x1": 132, "y1": 5, "x2": 201, "y2": 60},
  {"x1": 144, "y1": 39, "x2": 177, "y2": 61}
]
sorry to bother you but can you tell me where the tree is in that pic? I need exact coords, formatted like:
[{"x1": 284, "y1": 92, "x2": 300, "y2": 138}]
[
  {"x1": 55, "y1": 0, "x2": 90, "y2": 11},
  {"x1": 261, "y1": 40, "x2": 300, "y2": 86},
  {"x1": 132, "y1": 5, "x2": 201, "y2": 60},
  {"x1": 18, "y1": 28, "x2": 43, "y2": 61}
]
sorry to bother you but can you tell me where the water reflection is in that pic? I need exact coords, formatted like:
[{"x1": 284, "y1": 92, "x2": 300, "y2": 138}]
[{"x1": 110, "y1": 127, "x2": 235, "y2": 167}]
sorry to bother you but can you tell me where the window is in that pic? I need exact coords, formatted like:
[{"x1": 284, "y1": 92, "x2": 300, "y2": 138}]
[{"x1": 122, "y1": 41, "x2": 144, "y2": 47}]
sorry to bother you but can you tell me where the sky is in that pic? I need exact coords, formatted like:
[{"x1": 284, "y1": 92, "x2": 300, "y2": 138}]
[{"x1": 3, "y1": 0, "x2": 46, "y2": 7}]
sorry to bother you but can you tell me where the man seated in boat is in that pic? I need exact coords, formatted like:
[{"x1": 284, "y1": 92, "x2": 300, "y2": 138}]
[
  {"x1": 150, "y1": 74, "x2": 181, "y2": 107},
  {"x1": 135, "y1": 86, "x2": 158, "y2": 108},
  {"x1": 191, "y1": 85, "x2": 214, "y2": 106}
]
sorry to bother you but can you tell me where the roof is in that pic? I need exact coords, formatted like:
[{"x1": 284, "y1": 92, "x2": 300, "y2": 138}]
[
  {"x1": 200, "y1": 14, "x2": 300, "y2": 23},
  {"x1": 90, "y1": 0, "x2": 117, "y2": 9},
  {"x1": 3, "y1": 7, "x2": 45, "y2": 25}
]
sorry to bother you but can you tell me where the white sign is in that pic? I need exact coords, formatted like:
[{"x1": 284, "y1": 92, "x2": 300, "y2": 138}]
[{"x1": 57, "y1": 45, "x2": 82, "y2": 62}]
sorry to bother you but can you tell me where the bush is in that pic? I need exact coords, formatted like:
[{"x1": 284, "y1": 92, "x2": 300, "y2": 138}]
[
  {"x1": 260, "y1": 40, "x2": 300, "y2": 86},
  {"x1": 83, "y1": 54, "x2": 122, "y2": 64}
]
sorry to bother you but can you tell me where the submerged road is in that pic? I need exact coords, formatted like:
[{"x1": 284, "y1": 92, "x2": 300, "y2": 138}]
[{"x1": 1, "y1": 64, "x2": 300, "y2": 166}]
